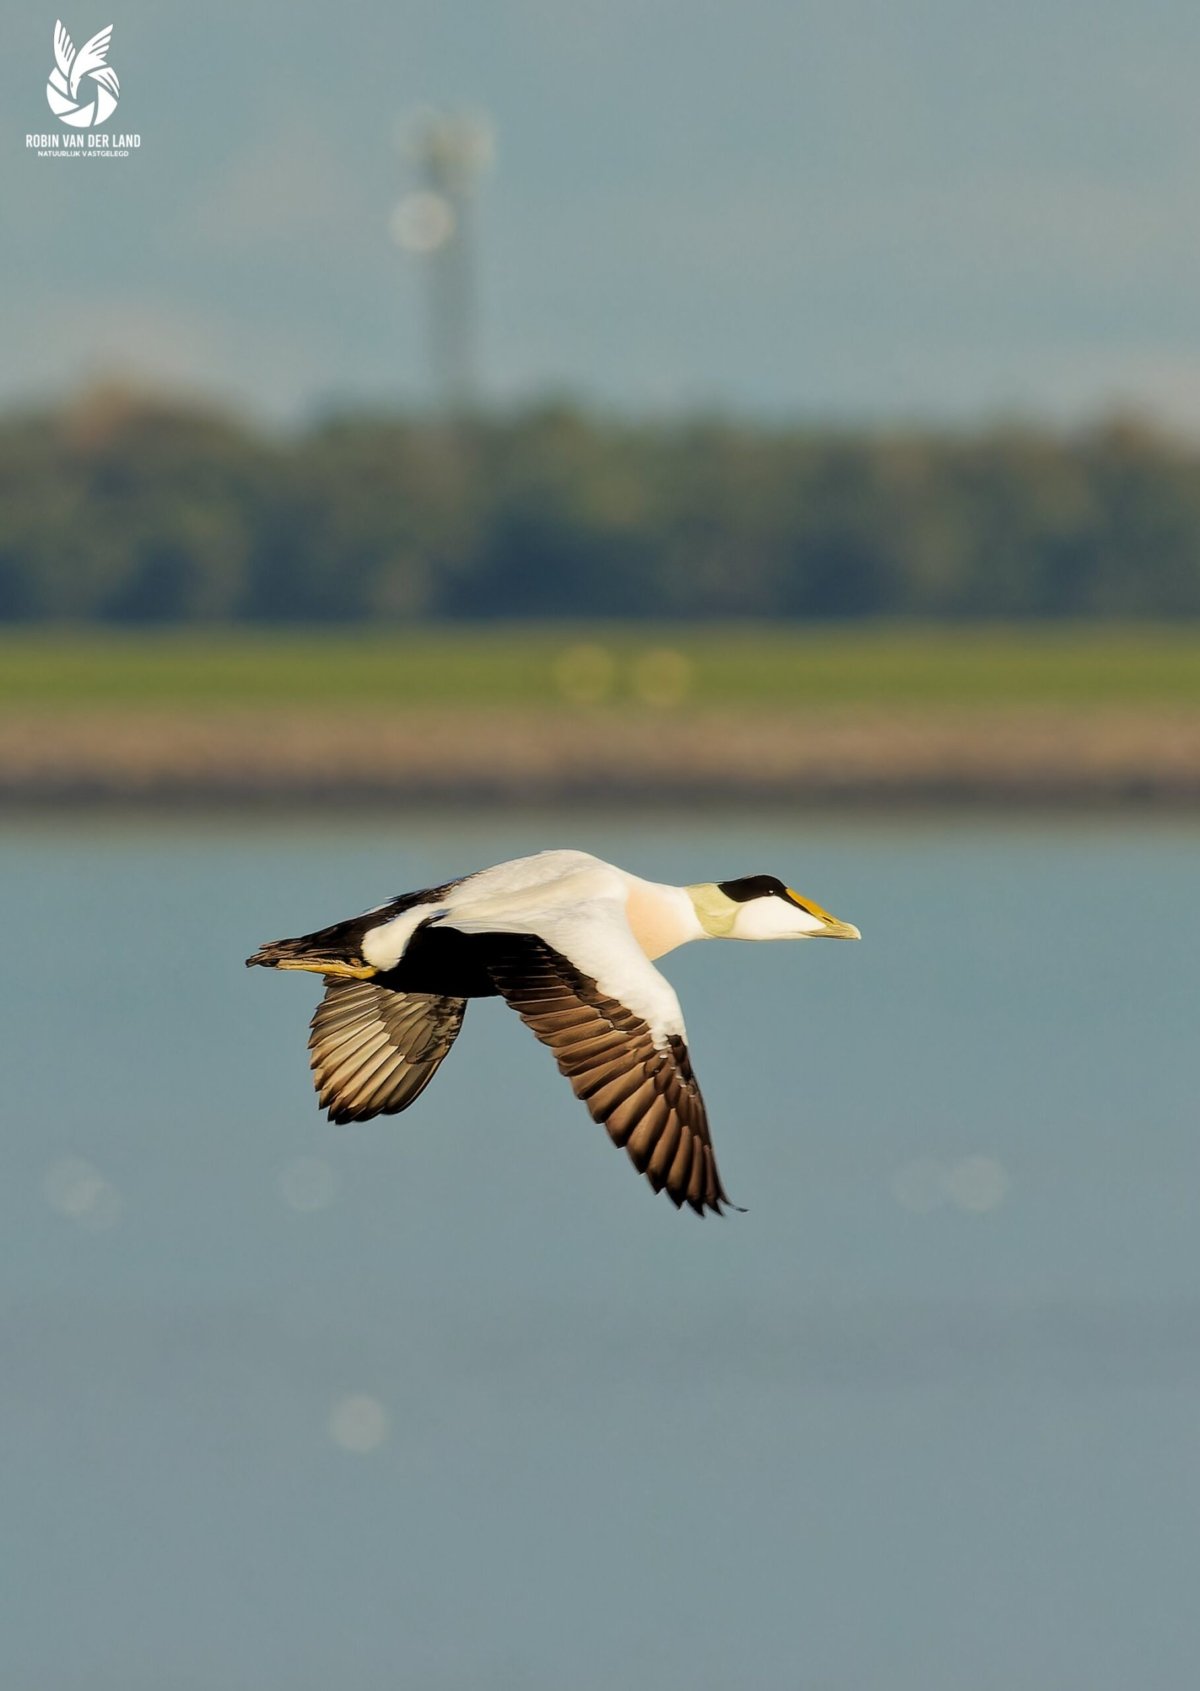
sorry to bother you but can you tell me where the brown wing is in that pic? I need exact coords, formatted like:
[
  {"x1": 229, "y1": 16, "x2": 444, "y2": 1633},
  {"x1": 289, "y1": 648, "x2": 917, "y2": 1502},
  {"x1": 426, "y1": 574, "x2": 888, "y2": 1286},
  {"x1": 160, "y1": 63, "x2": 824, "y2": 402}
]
[
  {"x1": 308, "y1": 978, "x2": 466, "y2": 1123},
  {"x1": 486, "y1": 936, "x2": 734, "y2": 1216}
]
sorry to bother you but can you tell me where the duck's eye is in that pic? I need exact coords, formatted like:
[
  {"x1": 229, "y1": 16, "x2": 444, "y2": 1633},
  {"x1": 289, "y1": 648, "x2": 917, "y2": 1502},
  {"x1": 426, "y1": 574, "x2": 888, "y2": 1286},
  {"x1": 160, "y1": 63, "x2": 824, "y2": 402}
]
[{"x1": 718, "y1": 874, "x2": 786, "y2": 903}]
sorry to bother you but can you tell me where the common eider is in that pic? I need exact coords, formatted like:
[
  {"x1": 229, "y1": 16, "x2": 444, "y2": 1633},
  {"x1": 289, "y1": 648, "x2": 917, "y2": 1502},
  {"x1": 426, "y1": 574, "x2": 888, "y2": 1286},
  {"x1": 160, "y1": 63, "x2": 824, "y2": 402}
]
[{"x1": 247, "y1": 849, "x2": 860, "y2": 1216}]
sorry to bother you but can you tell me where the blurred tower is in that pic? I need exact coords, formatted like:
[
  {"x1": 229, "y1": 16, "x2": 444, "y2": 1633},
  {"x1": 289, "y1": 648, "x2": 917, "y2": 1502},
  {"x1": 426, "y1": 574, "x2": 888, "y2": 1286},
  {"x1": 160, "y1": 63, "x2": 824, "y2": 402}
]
[{"x1": 392, "y1": 110, "x2": 494, "y2": 418}]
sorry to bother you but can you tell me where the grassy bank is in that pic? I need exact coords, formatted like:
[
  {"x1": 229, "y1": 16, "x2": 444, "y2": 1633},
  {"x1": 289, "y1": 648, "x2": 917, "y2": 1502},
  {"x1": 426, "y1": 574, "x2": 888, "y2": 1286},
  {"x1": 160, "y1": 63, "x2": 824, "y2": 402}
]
[
  {"x1": 3, "y1": 625, "x2": 1198, "y2": 806},
  {"x1": 3, "y1": 624, "x2": 1199, "y2": 711}
]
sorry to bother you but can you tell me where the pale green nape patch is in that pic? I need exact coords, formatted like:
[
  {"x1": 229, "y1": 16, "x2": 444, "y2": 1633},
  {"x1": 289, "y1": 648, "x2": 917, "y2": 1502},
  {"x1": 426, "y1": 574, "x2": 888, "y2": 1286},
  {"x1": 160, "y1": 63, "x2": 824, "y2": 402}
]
[{"x1": 685, "y1": 882, "x2": 738, "y2": 938}]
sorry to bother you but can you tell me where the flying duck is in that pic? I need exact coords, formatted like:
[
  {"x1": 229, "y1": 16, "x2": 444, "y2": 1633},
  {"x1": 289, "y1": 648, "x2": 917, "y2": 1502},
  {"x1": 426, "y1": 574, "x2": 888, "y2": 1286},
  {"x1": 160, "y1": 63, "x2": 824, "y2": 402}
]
[{"x1": 246, "y1": 849, "x2": 860, "y2": 1216}]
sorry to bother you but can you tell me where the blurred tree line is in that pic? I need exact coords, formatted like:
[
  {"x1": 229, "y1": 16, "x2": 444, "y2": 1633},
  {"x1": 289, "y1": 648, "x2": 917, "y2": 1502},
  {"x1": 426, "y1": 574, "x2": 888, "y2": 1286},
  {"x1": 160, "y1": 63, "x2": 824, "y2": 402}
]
[{"x1": 2, "y1": 386, "x2": 1199, "y2": 622}]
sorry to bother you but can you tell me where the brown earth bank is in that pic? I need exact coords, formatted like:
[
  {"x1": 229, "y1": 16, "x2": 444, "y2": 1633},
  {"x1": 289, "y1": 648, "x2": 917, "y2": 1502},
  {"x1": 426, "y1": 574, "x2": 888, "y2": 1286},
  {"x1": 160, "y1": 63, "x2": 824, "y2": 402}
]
[{"x1": 2, "y1": 707, "x2": 1200, "y2": 808}]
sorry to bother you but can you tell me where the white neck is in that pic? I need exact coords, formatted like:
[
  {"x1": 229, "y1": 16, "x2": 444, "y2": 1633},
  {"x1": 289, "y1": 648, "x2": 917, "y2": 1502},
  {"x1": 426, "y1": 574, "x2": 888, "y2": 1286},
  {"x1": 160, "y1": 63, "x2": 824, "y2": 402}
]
[{"x1": 620, "y1": 876, "x2": 707, "y2": 959}]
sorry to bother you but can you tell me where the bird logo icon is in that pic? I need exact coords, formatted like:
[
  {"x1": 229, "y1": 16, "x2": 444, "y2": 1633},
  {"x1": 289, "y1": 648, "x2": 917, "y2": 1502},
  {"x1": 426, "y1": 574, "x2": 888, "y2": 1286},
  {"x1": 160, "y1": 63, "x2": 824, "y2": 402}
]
[{"x1": 46, "y1": 19, "x2": 120, "y2": 129}]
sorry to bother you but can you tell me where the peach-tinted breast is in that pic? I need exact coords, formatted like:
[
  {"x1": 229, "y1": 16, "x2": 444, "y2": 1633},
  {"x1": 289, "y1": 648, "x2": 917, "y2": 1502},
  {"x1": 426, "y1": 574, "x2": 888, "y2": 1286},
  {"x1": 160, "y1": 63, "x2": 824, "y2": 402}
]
[{"x1": 623, "y1": 879, "x2": 695, "y2": 961}]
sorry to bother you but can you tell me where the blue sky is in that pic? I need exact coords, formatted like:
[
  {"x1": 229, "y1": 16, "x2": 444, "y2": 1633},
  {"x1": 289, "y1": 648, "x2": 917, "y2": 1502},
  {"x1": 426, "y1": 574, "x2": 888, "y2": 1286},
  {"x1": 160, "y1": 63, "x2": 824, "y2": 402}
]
[{"x1": 5, "y1": 0, "x2": 1200, "y2": 425}]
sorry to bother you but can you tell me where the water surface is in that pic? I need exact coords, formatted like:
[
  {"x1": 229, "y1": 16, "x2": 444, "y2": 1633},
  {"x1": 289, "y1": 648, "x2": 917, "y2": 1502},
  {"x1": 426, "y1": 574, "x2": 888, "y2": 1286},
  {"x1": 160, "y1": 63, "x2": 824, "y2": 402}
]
[{"x1": 4, "y1": 811, "x2": 1199, "y2": 1691}]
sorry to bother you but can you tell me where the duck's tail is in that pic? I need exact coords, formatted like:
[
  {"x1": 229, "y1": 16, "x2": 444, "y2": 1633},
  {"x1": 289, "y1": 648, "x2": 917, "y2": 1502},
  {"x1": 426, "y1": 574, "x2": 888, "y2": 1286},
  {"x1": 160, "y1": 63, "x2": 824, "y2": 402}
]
[{"x1": 245, "y1": 925, "x2": 378, "y2": 979}]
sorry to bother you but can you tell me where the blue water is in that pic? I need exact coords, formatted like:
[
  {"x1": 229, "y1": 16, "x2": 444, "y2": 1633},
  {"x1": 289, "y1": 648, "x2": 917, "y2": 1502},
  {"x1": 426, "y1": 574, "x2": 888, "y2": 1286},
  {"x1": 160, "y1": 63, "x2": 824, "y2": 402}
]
[{"x1": 3, "y1": 811, "x2": 1199, "y2": 1691}]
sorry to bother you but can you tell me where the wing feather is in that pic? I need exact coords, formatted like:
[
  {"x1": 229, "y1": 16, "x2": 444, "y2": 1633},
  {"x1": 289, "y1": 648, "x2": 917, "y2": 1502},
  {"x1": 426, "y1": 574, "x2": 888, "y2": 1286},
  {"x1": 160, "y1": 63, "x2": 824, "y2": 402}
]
[
  {"x1": 307, "y1": 979, "x2": 465, "y2": 1123},
  {"x1": 485, "y1": 934, "x2": 735, "y2": 1216},
  {"x1": 645, "y1": 1106, "x2": 682, "y2": 1187}
]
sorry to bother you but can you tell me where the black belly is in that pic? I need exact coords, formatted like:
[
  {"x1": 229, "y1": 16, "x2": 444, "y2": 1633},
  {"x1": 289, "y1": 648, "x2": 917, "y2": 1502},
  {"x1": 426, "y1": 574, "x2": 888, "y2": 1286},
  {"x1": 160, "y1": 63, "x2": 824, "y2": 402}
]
[{"x1": 377, "y1": 924, "x2": 500, "y2": 999}]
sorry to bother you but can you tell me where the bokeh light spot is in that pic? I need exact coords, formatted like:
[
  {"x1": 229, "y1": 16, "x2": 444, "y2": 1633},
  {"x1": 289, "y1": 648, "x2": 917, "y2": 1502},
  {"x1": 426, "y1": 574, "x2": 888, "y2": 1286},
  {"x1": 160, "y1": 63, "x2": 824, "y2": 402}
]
[
  {"x1": 943, "y1": 1154, "x2": 1011, "y2": 1213},
  {"x1": 631, "y1": 646, "x2": 692, "y2": 707},
  {"x1": 44, "y1": 1156, "x2": 122, "y2": 1231},
  {"x1": 553, "y1": 642, "x2": 615, "y2": 704},
  {"x1": 278, "y1": 1155, "x2": 338, "y2": 1213},
  {"x1": 329, "y1": 1393, "x2": 389, "y2": 1454},
  {"x1": 390, "y1": 191, "x2": 455, "y2": 253},
  {"x1": 891, "y1": 1154, "x2": 1011, "y2": 1215}
]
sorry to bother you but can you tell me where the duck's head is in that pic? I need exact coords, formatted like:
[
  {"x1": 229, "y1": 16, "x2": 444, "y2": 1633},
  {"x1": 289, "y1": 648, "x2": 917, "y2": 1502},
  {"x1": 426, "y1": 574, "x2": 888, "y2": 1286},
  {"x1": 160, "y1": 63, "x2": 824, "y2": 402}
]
[{"x1": 687, "y1": 874, "x2": 861, "y2": 941}]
